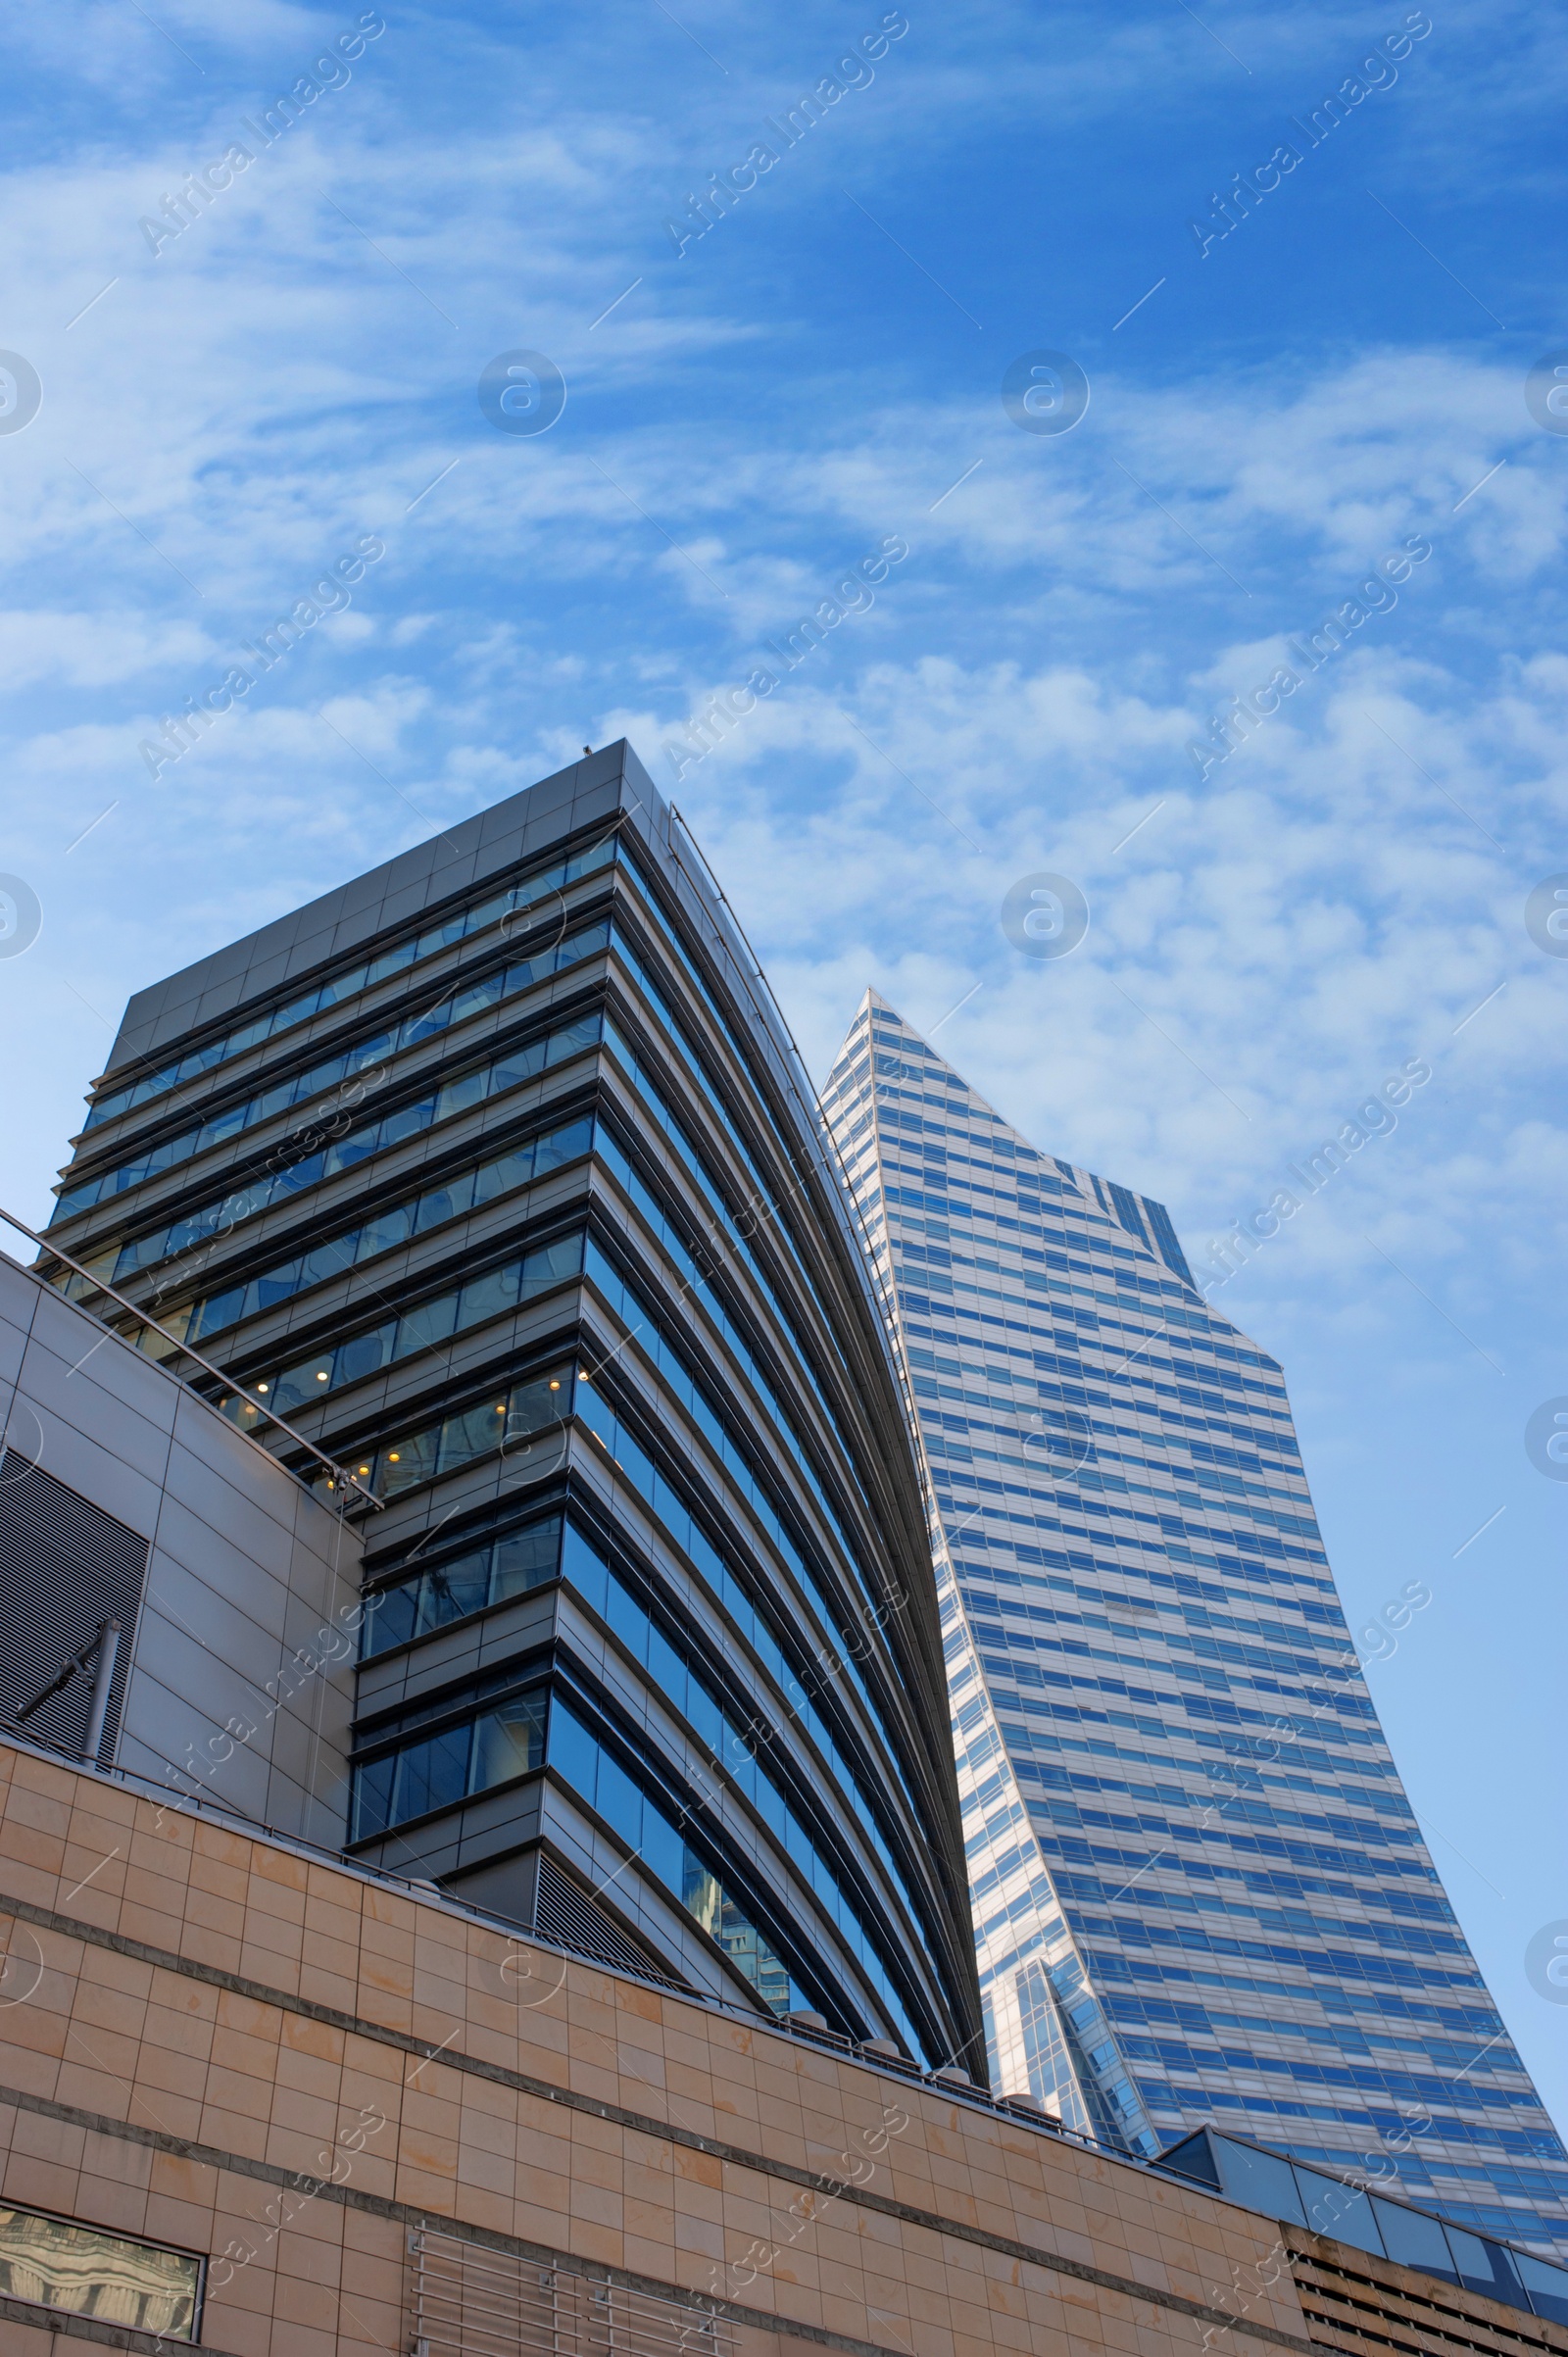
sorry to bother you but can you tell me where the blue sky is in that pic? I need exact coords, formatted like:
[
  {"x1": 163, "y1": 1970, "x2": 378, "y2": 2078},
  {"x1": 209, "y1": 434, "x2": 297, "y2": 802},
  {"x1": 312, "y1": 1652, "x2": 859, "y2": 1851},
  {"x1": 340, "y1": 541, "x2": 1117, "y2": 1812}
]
[{"x1": 3, "y1": 0, "x2": 1565, "y2": 2136}]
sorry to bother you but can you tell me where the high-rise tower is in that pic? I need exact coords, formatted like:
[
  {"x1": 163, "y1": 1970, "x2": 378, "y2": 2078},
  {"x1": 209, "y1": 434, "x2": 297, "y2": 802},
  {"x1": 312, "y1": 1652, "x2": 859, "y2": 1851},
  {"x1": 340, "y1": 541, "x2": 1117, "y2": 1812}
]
[
  {"x1": 823, "y1": 990, "x2": 1568, "y2": 2256},
  {"x1": 38, "y1": 750, "x2": 981, "y2": 2070}
]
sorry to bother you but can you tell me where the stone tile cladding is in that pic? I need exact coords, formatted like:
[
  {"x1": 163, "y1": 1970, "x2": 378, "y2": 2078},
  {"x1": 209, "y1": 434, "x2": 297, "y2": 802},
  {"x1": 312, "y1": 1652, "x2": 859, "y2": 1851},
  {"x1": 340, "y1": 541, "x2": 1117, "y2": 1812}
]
[{"x1": 0, "y1": 1741, "x2": 1347, "y2": 2357}]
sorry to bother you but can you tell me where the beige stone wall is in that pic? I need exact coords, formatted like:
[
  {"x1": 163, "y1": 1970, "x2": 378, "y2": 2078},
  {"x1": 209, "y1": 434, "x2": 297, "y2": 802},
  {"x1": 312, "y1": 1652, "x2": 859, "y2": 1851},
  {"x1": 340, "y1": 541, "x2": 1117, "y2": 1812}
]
[{"x1": 0, "y1": 1738, "x2": 1322, "y2": 2357}]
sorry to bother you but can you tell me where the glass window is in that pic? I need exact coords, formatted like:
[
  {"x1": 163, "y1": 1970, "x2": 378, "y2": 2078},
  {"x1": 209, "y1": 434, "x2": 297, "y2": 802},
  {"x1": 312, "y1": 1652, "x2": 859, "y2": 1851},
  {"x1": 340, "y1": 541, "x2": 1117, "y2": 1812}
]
[
  {"x1": 562, "y1": 1523, "x2": 611, "y2": 1616},
  {"x1": 546, "y1": 1690, "x2": 600, "y2": 1798},
  {"x1": 336, "y1": 1327, "x2": 396, "y2": 1384},
  {"x1": 609, "y1": 919, "x2": 841, "y2": 1355},
  {"x1": 580, "y1": 1237, "x2": 893, "y2": 1723},
  {"x1": 545, "y1": 1577, "x2": 927, "y2": 2054},
  {"x1": 473, "y1": 1694, "x2": 547, "y2": 1790},
  {"x1": 547, "y1": 1697, "x2": 806, "y2": 2020},
  {"x1": 342, "y1": 1360, "x2": 573, "y2": 1501},
  {"x1": 435, "y1": 1067, "x2": 487, "y2": 1119},
  {"x1": 0, "y1": 2204, "x2": 200, "y2": 2339},
  {"x1": 1443, "y1": 2226, "x2": 1528, "y2": 2310},
  {"x1": 78, "y1": 836, "x2": 615, "y2": 1139},
  {"x1": 1212, "y1": 2137, "x2": 1306, "y2": 2225},
  {"x1": 447, "y1": 1399, "x2": 513, "y2": 1468},
  {"x1": 360, "y1": 1516, "x2": 565, "y2": 1659},
  {"x1": 1293, "y1": 2169, "x2": 1378, "y2": 2256},
  {"x1": 585, "y1": 1192, "x2": 876, "y2": 1601},
  {"x1": 378, "y1": 1429, "x2": 439, "y2": 1498},
  {"x1": 191, "y1": 1116, "x2": 591, "y2": 1342},
  {"x1": 398, "y1": 1293, "x2": 463, "y2": 1353},
  {"x1": 570, "y1": 1371, "x2": 928, "y2": 1880},
  {"x1": 395, "y1": 1721, "x2": 471, "y2": 1824},
  {"x1": 353, "y1": 1751, "x2": 397, "y2": 1838},
  {"x1": 418, "y1": 1549, "x2": 492, "y2": 1632},
  {"x1": 595, "y1": 1744, "x2": 645, "y2": 1845},
  {"x1": 352, "y1": 1685, "x2": 548, "y2": 1837},
  {"x1": 1369, "y1": 2195, "x2": 1455, "y2": 2277},
  {"x1": 114, "y1": 1011, "x2": 600, "y2": 1281},
  {"x1": 492, "y1": 1521, "x2": 564, "y2": 1601},
  {"x1": 1517, "y1": 2252, "x2": 1568, "y2": 2328}
]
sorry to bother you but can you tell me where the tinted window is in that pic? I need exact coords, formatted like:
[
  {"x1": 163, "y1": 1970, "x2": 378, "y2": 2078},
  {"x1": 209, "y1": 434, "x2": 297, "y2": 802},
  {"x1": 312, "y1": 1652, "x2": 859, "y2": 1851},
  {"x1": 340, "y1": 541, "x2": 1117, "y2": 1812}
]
[
  {"x1": 1443, "y1": 2227, "x2": 1527, "y2": 2311},
  {"x1": 1294, "y1": 2170, "x2": 1377, "y2": 2255},
  {"x1": 1212, "y1": 2137, "x2": 1305, "y2": 2225},
  {"x1": 1517, "y1": 2253, "x2": 1568, "y2": 2329},
  {"x1": 1370, "y1": 2197, "x2": 1456, "y2": 2278}
]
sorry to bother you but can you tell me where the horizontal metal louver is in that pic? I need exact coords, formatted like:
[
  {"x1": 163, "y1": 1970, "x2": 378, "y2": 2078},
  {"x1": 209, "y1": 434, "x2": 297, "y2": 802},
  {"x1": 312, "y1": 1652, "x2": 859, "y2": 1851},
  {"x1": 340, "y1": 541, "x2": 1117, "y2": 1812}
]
[
  {"x1": 0, "y1": 1459, "x2": 148, "y2": 1765},
  {"x1": 410, "y1": 2226, "x2": 732, "y2": 2357},
  {"x1": 533, "y1": 1853, "x2": 687, "y2": 1989}
]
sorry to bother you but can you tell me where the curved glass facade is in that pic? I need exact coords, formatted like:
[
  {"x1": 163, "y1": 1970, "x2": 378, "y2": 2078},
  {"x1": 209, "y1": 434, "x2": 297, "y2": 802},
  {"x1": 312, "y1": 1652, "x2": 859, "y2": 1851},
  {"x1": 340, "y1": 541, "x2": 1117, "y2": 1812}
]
[{"x1": 41, "y1": 746, "x2": 981, "y2": 2071}]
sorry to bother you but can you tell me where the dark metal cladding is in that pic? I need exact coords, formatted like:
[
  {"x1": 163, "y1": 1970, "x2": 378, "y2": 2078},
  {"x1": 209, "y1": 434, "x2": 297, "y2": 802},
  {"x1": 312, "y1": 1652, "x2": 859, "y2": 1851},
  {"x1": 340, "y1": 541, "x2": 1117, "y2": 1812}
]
[{"x1": 43, "y1": 743, "x2": 984, "y2": 2072}]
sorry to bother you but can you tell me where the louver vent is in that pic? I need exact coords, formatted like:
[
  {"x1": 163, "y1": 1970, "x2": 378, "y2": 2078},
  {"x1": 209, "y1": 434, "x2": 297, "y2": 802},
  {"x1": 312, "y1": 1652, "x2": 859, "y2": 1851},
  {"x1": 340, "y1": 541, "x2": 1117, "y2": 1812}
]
[
  {"x1": 0, "y1": 1460, "x2": 148, "y2": 1764},
  {"x1": 409, "y1": 2224, "x2": 732, "y2": 2357},
  {"x1": 534, "y1": 1853, "x2": 686, "y2": 1989}
]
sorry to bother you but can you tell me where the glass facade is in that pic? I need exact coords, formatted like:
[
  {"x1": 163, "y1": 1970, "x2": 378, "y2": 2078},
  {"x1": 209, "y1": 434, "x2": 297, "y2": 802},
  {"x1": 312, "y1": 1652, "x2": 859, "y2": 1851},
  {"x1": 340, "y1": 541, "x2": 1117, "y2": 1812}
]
[
  {"x1": 1162, "y1": 2129, "x2": 1568, "y2": 2323},
  {"x1": 40, "y1": 750, "x2": 980, "y2": 2071},
  {"x1": 823, "y1": 991, "x2": 1568, "y2": 2257}
]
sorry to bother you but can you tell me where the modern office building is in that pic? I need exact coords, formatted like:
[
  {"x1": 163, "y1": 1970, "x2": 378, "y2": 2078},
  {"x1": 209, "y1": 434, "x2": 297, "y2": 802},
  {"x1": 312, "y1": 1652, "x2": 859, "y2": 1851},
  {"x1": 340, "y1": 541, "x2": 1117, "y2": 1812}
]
[
  {"x1": 34, "y1": 746, "x2": 981, "y2": 2073},
  {"x1": 821, "y1": 993, "x2": 1568, "y2": 2257}
]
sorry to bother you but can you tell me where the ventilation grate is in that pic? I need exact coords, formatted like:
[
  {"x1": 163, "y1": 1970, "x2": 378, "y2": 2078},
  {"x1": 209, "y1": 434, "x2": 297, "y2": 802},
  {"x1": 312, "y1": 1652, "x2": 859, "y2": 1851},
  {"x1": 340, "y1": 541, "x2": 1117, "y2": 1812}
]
[
  {"x1": 0, "y1": 1460, "x2": 148, "y2": 1765},
  {"x1": 410, "y1": 2226, "x2": 732, "y2": 2357},
  {"x1": 533, "y1": 1853, "x2": 687, "y2": 1989}
]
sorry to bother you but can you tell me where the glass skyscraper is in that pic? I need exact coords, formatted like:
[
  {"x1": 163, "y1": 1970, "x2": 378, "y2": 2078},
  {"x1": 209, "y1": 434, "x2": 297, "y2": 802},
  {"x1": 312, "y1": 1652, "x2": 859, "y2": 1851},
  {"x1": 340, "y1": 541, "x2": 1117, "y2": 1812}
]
[
  {"x1": 823, "y1": 991, "x2": 1568, "y2": 2257},
  {"x1": 39, "y1": 749, "x2": 981, "y2": 2071}
]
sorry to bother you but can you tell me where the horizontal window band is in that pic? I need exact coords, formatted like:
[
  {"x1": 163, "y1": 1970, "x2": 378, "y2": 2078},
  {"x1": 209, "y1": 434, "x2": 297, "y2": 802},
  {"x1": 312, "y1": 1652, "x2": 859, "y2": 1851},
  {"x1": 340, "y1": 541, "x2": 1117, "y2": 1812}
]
[
  {"x1": 186, "y1": 1111, "x2": 594, "y2": 1343},
  {"x1": 96, "y1": 1007, "x2": 605, "y2": 1282},
  {"x1": 58, "y1": 922, "x2": 612, "y2": 1219},
  {"x1": 78, "y1": 833, "x2": 619, "y2": 1137}
]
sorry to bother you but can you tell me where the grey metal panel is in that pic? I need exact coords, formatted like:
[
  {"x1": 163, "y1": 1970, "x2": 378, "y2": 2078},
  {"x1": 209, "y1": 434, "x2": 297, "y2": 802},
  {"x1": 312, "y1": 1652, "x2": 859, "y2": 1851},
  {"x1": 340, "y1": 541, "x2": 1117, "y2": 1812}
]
[
  {"x1": 353, "y1": 1781, "x2": 545, "y2": 1883},
  {"x1": 280, "y1": 925, "x2": 341, "y2": 984},
  {"x1": 0, "y1": 1258, "x2": 360, "y2": 1843},
  {"x1": 164, "y1": 1423, "x2": 302, "y2": 1571},
  {"x1": 13, "y1": 1314, "x2": 174, "y2": 1543},
  {"x1": 103, "y1": 749, "x2": 620, "y2": 1072},
  {"x1": 356, "y1": 1588, "x2": 558, "y2": 1717},
  {"x1": 0, "y1": 1257, "x2": 35, "y2": 1437}
]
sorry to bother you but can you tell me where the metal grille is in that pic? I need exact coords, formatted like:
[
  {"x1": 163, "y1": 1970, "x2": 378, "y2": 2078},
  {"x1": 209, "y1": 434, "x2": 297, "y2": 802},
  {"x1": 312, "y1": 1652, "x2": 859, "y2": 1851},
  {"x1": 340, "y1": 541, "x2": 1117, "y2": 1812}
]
[
  {"x1": 533, "y1": 1854, "x2": 686, "y2": 1990},
  {"x1": 0, "y1": 1460, "x2": 147, "y2": 1764},
  {"x1": 410, "y1": 2227, "x2": 733, "y2": 2357}
]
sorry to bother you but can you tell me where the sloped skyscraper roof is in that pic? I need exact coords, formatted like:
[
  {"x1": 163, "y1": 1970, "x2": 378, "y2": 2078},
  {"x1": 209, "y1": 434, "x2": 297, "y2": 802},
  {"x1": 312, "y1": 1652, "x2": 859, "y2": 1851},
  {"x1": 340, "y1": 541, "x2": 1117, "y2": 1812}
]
[{"x1": 822, "y1": 989, "x2": 1568, "y2": 2257}]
